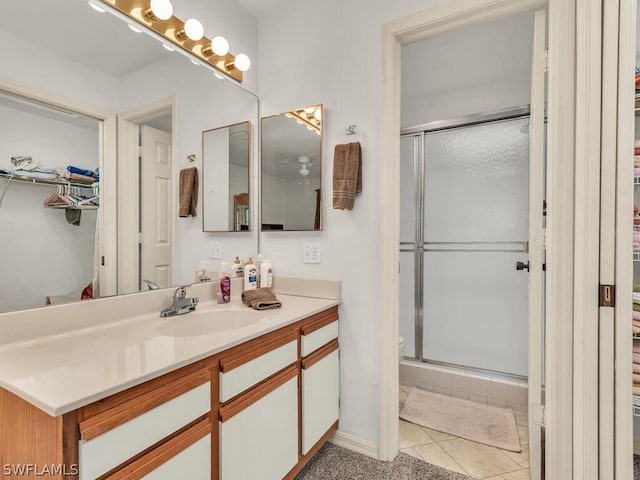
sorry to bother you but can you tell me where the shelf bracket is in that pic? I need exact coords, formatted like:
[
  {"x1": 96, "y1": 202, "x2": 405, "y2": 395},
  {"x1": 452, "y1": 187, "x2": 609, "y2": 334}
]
[{"x1": 0, "y1": 174, "x2": 14, "y2": 207}]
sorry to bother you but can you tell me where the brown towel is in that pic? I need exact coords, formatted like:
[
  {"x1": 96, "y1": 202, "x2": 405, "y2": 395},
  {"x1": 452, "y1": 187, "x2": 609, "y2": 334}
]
[
  {"x1": 241, "y1": 287, "x2": 282, "y2": 310},
  {"x1": 333, "y1": 142, "x2": 362, "y2": 210},
  {"x1": 179, "y1": 167, "x2": 198, "y2": 217}
]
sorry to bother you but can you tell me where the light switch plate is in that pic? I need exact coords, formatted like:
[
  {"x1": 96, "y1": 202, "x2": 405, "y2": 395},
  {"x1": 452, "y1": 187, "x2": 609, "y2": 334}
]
[
  {"x1": 209, "y1": 241, "x2": 223, "y2": 259},
  {"x1": 303, "y1": 242, "x2": 321, "y2": 264}
]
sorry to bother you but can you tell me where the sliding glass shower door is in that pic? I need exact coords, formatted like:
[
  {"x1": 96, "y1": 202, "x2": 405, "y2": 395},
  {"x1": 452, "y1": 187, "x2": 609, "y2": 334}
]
[{"x1": 400, "y1": 114, "x2": 530, "y2": 377}]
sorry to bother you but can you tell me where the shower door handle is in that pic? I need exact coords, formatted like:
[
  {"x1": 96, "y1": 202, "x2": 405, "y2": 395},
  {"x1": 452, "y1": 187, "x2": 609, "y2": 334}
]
[{"x1": 516, "y1": 261, "x2": 529, "y2": 272}]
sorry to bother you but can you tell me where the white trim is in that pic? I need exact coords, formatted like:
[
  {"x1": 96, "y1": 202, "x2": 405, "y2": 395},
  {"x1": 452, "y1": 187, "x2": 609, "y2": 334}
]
[
  {"x1": 100, "y1": 116, "x2": 117, "y2": 297},
  {"x1": 599, "y1": 0, "x2": 621, "y2": 477},
  {"x1": 527, "y1": 10, "x2": 546, "y2": 480},
  {"x1": 545, "y1": 1, "x2": 576, "y2": 478},
  {"x1": 380, "y1": 0, "x2": 554, "y2": 465},
  {"x1": 329, "y1": 431, "x2": 379, "y2": 460},
  {"x1": 615, "y1": 0, "x2": 636, "y2": 478},
  {"x1": 573, "y1": 1, "x2": 602, "y2": 479}
]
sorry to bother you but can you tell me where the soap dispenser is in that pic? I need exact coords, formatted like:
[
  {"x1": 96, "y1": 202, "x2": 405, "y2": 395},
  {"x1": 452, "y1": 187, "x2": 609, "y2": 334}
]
[
  {"x1": 243, "y1": 257, "x2": 257, "y2": 290},
  {"x1": 217, "y1": 262, "x2": 231, "y2": 304}
]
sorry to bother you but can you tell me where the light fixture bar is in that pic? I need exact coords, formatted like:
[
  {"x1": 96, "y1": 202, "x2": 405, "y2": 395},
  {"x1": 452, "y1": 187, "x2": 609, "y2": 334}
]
[{"x1": 97, "y1": 0, "x2": 245, "y2": 82}]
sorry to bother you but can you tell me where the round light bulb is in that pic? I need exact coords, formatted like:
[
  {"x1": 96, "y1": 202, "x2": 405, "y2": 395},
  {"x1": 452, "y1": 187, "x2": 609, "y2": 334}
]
[
  {"x1": 314, "y1": 109, "x2": 321, "y2": 121},
  {"x1": 234, "y1": 53, "x2": 251, "y2": 72},
  {"x1": 211, "y1": 36, "x2": 229, "y2": 56},
  {"x1": 299, "y1": 165, "x2": 310, "y2": 177},
  {"x1": 304, "y1": 106, "x2": 315, "y2": 114},
  {"x1": 184, "y1": 18, "x2": 204, "y2": 41},
  {"x1": 150, "y1": 0, "x2": 173, "y2": 20}
]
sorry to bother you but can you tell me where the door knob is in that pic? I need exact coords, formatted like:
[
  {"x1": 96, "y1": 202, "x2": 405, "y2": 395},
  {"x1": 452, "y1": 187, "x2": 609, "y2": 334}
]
[{"x1": 516, "y1": 261, "x2": 529, "y2": 272}]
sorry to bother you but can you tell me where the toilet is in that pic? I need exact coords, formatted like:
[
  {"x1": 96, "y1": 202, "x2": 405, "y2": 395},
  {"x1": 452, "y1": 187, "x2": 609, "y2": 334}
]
[{"x1": 398, "y1": 336, "x2": 405, "y2": 364}]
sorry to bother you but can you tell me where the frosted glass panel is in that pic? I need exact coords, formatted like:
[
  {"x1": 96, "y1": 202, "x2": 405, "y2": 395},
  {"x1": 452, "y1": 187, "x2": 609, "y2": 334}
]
[
  {"x1": 424, "y1": 118, "x2": 529, "y2": 242},
  {"x1": 423, "y1": 251, "x2": 528, "y2": 376},
  {"x1": 423, "y1": 117, "x2": 529, "y2": 376},
  {"x1": 399, "y1": 252, "x2": 416, "y2": 358}
]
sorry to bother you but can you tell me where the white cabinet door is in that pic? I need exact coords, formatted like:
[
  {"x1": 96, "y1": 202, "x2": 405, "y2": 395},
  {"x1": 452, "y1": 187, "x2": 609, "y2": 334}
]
[
  {"x1": 220, "y1": 376, "x2": 298, "y2": 480},
  {"x1": 302, "y1": 349, "x2": 339, "y2": 455},
  {"x1": 142, "y1": 434, "x2": 210, "y2": 480}
]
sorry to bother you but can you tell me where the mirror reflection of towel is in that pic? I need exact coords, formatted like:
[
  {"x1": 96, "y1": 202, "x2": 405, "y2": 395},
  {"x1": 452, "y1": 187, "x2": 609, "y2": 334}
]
[
  {"x1": 179, "y1": 167, "x2": 198, "y2": 217},
  {"x1": 333, "y1": 142, "x2": 362, "y2": 211}
]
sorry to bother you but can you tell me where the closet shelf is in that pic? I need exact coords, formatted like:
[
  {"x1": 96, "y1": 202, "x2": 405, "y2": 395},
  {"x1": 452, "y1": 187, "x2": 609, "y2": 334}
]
[
  {"x1": 635, "y1": 252, "x2": 640, "y2": 262},
  {"x1": 634, "y1": 395, "x2": 640, "y2": 417},
  {"x1": 0, "y1": 172, "x2": 97, "y2": 189},
  {"x1": 635, "y1": 176, "x2": 640, "y2": 185},
  {"x1": 635, "y1": 93, "x2": 640, "y2": 116},
  {"x1": 46, "y1": 205, "x2": 98, "y2": 211}
]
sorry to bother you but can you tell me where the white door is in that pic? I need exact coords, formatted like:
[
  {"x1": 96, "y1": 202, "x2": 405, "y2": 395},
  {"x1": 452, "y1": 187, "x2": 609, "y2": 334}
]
[
  {"x1": 526, "y1": 8, "x2": 546, "y2": 480},
  {"x1": 141, "y1": 126, "x2": 173, "y2": 289}
]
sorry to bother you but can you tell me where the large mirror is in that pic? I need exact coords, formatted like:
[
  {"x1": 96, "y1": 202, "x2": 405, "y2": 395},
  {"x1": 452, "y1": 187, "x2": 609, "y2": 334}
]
[
  {"x1": 202, "y1": 121, "x2": 251, "y2": 232},
  {"x1": 0, "y1": 0, "x2": 258, "y2": 313},
  {"x1": 261, "y1": 105, "x2": 323, "y2": 231}
]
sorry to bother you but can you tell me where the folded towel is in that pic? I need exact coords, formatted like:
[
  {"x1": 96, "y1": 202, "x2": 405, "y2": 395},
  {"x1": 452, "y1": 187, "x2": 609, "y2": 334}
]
[
  {"x1": 634, "y1": 386, "x2": 640, "y2": 396},
  {"x1": 67, "y1": 165, "x2": 97, "y2": 178},
  {"x1": 634, "y1": 363, "x2": 640, "y2": 374},
  {"x1": 634, "y1": 352, "x2": 640, "y2": 363},
  {"x1": 241, "y1": 287, "x2": 282, "y2": 310},
  {"x1": 333, "y1": 142, "x2": 362, "y2": 211},
  {"x1": 179, "y1": 167, "x2": 198, "y2": 217},
  {"x1": 634, "y1": 373, "x2": 640, "y2": 383},
  {"x1": 634, "y1": 339, "x2": 640, "y2": 353}
]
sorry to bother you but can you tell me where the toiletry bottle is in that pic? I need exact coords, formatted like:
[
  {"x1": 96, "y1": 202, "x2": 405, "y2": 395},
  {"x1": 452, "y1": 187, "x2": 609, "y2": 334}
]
[
  {"x1": 255, "y1": 254, "x2": 264, "y2": 286},
  {"x1": 217, "y1": 262, "x2": 231, "y2": 304},
  {"x1": 232, "y1": 256, "x2": 243, "y2": 277},
  {"x1": 244, "y1": 257, "x2": 257, "y2": 290},
  {"x1": 260, "y1": 259, "x2": 273, "y2": 288}
]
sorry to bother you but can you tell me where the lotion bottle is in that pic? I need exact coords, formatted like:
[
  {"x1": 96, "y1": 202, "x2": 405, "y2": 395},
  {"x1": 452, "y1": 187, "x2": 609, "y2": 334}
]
[
  {"x1": 217, "y1": 262, "x2": 231, "y2": 304},
  {"x1": 260, "y1": 259, "x2": 273, "y2": 288},
  {"x1": 244, "y1": 257, "x2": 257, "y2": 290},
  {"x1": 232, "y1": 256, "x2": 243, "y2": 277}
]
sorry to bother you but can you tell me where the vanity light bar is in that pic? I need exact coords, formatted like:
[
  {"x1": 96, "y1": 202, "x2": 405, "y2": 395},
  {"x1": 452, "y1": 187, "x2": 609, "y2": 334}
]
[{"x1": 97, "y1": 0, "x2": 246, "y2": 82}]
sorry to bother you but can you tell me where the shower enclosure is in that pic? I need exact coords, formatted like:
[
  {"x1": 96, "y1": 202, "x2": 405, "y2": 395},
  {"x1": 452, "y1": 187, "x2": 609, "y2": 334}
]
[{"x1": 399, "y1": 108, "x2": 531, "y2": 378}]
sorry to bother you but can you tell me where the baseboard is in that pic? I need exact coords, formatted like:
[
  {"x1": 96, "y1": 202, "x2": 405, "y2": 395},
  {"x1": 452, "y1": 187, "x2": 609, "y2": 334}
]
[{"x1": 329, "y1": 430, "x2": 379, "y2": 460}]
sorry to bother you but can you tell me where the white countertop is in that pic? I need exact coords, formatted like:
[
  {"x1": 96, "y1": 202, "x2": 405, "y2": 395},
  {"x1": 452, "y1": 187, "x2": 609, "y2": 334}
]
[{"x1": 0, "y1": 294, "x2": 339, "y2": 417}]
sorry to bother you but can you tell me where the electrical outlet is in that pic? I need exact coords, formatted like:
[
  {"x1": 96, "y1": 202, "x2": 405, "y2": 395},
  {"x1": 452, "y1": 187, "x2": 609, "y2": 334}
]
[
  {"x1": 303, "y1": 242, "x2": 321, "y2": 264},
  {"x1": 209, "y1": 241, "x2": 223, "y2": 259}
]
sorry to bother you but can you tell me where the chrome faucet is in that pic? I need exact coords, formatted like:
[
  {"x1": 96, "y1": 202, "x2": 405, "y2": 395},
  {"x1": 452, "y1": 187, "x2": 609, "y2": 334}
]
[{"x1": 160, "y1": 286, "x2": 199, "y2": 317}]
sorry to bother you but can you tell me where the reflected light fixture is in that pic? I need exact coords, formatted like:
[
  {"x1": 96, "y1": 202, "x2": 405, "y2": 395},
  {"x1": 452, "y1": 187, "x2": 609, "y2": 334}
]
[
  {"x1": 128, "y1": 23, "x2": 143, "y2": 33},
  {"x1": 93, "y1": 0, "x2": 250, "y2": 82},
  {"x1": 286, "y1": 105, "x2": 322, "y2": 135},
  {"x1": 297, "y1": 156, "x2": 312, "y2": 176}
]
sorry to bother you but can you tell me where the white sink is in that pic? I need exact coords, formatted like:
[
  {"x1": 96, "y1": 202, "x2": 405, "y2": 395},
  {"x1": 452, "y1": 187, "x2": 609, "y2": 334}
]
[{"x1": 156, "y1": 308, "x2": 264, "y2": 337}]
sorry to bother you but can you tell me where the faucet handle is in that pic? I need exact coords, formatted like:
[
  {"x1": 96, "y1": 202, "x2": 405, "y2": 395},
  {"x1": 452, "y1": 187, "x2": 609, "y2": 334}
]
[{"x1": 173, "y1": 286, "x2": 189, "y2": 300}]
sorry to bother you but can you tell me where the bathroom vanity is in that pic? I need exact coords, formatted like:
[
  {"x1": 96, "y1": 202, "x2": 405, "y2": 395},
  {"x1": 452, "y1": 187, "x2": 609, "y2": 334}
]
[{"x1": 0, "y1": 281, "x2": 340, "y2": 479}]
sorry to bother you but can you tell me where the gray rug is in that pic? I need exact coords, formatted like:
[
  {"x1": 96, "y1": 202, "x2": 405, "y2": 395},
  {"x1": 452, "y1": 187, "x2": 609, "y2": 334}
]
[{"x1": 295, "y1": 443, "x2": 472, "y2": 480}]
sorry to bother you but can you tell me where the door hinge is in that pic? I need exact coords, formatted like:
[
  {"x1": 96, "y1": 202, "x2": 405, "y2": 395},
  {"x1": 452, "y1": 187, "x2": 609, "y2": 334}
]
[
  {"x1": 599, "y1": 284, "x2": 615, "y2": 307},
  {"x1": 531, "y1": 403, "x2": 545, "y2": 427},
  {"x1": 544, "y1": 48, "x2": 549, "y2": 72}
]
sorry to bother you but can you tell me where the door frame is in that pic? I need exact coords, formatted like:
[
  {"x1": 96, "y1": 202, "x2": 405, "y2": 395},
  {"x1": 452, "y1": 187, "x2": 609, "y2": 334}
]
[
  {"x1": 380, "y1": 3, "x2": 575, "y2": 480},
  {"x1": 118, "y1": 97, "x2": 176, "y2": 294}
]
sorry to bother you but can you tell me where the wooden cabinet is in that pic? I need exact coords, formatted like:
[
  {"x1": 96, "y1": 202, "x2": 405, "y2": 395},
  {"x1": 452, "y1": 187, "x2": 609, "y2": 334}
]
[{"x1": 0, "y1": 306, "x2": 339, "y2": 480}]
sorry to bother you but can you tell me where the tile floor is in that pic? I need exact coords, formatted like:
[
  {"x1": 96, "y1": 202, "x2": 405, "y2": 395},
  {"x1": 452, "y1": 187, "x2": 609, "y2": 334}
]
[{"x1": 399, "y1": 385, "x2": 530, "y2": 480}]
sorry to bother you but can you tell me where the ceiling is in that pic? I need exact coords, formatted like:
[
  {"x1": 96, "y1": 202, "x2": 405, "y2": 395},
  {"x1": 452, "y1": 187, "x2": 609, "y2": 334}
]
[
  {"x1": 235, "y1": 0, "x2": 284, "y2": 17},
  {"x1": 1, "y1": 0, "x2": 169, "y2": 78}
]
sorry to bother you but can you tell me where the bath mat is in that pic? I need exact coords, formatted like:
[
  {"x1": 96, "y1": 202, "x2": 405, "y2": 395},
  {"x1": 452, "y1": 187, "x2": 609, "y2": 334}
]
[{"x1": 400, "y1": 387, "x2": 521, "y2": 452}]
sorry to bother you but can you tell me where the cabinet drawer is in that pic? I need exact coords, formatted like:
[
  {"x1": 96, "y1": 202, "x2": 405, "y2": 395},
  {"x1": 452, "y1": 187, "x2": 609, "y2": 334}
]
[
  {"x1": 79, "y1": 381, "x2": 210, "y2": 480},
  {"x1": 104, "y1": 419, "x2": 211, "y2": 480},
  {"x1": 219, "y1": 339, "x2": 297, "y2": 402},
  {"x1": 301, "y1": 321, "x2": 338, "y2": 357}
]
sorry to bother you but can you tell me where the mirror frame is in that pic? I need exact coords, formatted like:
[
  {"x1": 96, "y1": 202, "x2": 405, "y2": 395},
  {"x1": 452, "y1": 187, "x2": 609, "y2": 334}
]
[
  {"x1": 260, "y1": 104, "x2": 323, "y2": 232},
  {"x1": 201, "y1": 120, "x2": 252, "y2": 233}
]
